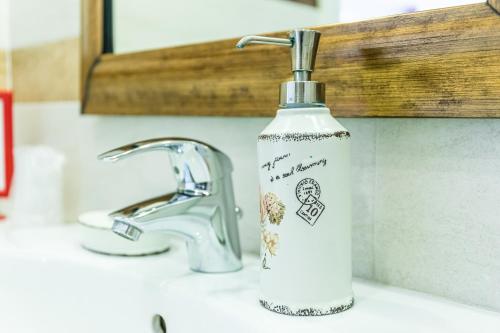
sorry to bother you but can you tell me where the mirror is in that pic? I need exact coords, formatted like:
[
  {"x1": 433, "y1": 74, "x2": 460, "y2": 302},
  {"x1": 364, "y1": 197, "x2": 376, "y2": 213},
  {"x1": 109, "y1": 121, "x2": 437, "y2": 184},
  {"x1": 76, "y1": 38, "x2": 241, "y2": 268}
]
[{"x1": 111, "y1": 0, "x2": 481, "y2": 54}]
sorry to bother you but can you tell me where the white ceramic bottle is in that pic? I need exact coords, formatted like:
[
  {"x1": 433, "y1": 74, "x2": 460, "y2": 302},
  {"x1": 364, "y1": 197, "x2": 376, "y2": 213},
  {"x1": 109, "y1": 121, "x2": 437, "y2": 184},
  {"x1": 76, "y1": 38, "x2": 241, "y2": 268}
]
[{"x1": 237, "y1": 30, "x2": 353, "y2": 316}]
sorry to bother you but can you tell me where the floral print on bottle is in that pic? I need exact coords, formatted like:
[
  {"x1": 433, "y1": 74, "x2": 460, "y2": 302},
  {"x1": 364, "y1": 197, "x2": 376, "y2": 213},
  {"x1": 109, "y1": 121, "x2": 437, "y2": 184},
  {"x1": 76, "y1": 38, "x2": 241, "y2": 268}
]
[{"x1": 260, "y1": 192, "x2": 285, "y2": 269}]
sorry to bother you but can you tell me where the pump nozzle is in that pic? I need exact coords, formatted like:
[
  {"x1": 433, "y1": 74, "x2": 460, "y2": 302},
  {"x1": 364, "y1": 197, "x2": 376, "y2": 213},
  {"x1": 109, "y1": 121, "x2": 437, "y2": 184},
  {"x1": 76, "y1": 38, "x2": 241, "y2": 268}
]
[
  {"x1": 236, "y1": 36, "x2": 292, "y2": 49},
  {"x1": 236, "y1": 29, "x2": 324, "y2": 108}
]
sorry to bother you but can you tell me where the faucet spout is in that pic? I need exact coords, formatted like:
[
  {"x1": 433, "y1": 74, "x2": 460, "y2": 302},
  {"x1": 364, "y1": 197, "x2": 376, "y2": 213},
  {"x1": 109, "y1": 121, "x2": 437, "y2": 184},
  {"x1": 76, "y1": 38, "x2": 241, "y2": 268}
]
[
  {"x1": 110, "y1": 192, "x2": 242, "y2": 273},
  {"x1": 112, "y1": 219, "x2": 143, "y2": 241}
]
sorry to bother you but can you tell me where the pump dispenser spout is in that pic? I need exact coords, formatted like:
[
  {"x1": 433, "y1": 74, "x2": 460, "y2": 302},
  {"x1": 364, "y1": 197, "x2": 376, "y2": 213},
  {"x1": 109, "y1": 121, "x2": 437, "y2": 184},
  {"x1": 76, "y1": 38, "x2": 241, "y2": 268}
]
[{"x1": 236, "y1": 29, "x2": 324, "y2": 108}]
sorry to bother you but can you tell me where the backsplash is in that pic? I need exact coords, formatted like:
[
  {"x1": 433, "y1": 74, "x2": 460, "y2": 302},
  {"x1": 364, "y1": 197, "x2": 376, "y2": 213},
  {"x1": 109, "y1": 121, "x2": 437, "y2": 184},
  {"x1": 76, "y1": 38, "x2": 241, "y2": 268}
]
[{"x1": 6, "y1": 0, "x2": 500, "y2": 312}]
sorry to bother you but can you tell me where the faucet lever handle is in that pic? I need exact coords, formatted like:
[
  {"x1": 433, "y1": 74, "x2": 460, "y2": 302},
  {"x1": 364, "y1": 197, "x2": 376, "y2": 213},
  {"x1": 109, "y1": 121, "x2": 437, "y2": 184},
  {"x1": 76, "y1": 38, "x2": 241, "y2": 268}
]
[{"x1": 98, "y1": 137, "x2": 232, "y2": 196}]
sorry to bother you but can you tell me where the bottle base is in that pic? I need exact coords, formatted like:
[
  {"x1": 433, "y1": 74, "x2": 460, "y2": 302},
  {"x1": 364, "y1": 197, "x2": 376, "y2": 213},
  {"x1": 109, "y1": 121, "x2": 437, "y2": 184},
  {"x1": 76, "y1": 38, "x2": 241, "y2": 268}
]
[{"x1": 259, "y1": 296, "x2": 354, "y2": 316}]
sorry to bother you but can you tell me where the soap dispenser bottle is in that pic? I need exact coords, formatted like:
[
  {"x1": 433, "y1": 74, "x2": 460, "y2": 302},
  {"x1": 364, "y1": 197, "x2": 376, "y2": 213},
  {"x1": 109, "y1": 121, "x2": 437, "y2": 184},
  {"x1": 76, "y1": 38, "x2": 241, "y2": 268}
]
[{"x1": 237, "y1": 30, "x2": 353, "y2": 316}]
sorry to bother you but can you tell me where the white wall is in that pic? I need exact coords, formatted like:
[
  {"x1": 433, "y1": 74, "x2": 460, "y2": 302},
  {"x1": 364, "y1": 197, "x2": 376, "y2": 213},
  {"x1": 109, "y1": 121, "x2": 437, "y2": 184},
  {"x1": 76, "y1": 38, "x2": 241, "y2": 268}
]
[
  {"x1": 0, "y1": 0, "x2": 10, "y2": 49},
  {"x1": 8, "y1": 0, "x2": 79, "y2": 48},
  {"x1": 0, "y1": 0, "x2": 11, "y2": 88}
]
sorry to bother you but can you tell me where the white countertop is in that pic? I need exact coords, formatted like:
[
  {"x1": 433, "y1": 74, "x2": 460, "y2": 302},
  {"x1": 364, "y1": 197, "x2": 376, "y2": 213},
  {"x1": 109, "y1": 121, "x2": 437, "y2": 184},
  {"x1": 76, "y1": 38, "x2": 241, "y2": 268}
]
[{"x1": 0, "y1": 224, "x2": 499, "y2": 333}]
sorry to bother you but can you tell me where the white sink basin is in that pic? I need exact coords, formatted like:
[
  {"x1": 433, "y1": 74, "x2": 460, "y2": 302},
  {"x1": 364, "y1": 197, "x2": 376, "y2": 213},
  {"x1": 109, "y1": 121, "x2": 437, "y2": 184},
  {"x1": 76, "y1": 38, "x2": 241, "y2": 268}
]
[{"x1": 0, "y1": 225, "x2": 499, "y2": 333}]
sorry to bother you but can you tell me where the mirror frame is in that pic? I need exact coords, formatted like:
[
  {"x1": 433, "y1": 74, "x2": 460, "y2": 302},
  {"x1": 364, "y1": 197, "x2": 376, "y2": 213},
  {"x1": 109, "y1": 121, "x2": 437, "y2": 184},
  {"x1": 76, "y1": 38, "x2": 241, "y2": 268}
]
[{"x1": 81, "y1": 0, "x2": 500, "y2": 117}]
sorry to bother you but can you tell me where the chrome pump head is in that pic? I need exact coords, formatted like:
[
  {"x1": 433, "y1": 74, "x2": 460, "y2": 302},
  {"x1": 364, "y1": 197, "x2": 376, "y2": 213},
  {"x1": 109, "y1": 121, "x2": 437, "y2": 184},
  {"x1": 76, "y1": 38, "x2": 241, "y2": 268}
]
[{"x1": 236, "y1": 29, "x2": 324, "y2": 108}]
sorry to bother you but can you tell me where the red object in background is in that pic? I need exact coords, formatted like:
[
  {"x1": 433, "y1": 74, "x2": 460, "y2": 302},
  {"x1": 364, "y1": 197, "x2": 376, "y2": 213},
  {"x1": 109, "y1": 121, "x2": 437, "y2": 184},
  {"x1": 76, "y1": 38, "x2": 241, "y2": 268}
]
[{"x1": 0, "y1": 91, "x2": 13, "y2": 199}]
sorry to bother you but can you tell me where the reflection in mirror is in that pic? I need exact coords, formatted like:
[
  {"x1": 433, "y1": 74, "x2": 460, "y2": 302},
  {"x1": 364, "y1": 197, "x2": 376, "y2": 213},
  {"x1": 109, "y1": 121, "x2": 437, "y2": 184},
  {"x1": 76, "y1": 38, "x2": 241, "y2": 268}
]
[
  {"x1": 112, "y1": 0, "x2": 337, "y2": 53},
  {"x1": 112, "y1": 0, "x2": 481, "y2": 54}
]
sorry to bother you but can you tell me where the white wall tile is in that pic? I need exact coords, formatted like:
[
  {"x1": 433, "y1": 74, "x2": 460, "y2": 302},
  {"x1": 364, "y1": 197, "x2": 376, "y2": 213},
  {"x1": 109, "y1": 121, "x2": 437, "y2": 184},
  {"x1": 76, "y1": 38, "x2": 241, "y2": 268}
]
[
  {"x1": 374, "y1": 119, "x2": 500, "y2": 311},
  {"x1": 342, "y1": 118, "x2": 377, "y2": 279}
]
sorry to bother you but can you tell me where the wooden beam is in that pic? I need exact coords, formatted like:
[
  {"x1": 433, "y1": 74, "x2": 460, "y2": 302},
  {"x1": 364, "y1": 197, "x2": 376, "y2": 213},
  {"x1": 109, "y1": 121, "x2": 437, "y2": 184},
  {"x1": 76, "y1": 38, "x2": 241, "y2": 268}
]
[
  {"x1": 488, "y1": 0, "x2": 500, "y2": 13},
  {"x1": 83, "y1": 3, "x2": 500, "y2": 117},
  {"x1": 81, "y1": 0, "x2": 103, "y2": 103},
  {"x1": 287, "y1": 0, "x2": 317, "y2": 7}
]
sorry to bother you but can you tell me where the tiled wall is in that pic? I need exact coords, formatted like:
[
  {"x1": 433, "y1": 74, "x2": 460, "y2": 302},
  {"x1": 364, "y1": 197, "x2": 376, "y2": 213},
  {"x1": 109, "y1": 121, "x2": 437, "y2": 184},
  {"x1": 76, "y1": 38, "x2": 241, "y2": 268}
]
[
  {"x1": 6, "y1": 0, "x2": 500, "y2": 312},
  {"x1": 373, "y1": 119, "x2": 500, "y2": 310}
]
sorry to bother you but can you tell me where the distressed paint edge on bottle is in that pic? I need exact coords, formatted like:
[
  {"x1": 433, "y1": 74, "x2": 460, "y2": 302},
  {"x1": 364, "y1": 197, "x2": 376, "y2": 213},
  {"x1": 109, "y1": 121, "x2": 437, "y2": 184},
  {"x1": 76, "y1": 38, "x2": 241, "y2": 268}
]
[{"x1": 259, "y1": 295, "x2": 354, "y2": 316}]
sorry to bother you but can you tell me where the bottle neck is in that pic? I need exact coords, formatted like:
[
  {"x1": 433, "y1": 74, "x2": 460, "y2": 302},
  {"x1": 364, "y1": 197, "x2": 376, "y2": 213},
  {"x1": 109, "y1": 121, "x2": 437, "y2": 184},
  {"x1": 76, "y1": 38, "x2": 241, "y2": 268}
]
[
  {"x1": 276, "y1": 106, "x2": 331, "y2": 116},
  {"x1": 280, "y1": 102, "x2": 326, "y2": 109},
  {"x1": 279, "y1": 81, "x2": 325, "y2": 107}
]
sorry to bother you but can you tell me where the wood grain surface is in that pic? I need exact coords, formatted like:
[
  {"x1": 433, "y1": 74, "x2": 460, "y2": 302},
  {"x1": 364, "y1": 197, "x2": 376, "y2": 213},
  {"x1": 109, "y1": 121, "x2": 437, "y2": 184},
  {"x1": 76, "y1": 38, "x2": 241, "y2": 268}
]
[
  {"x1": 0, "y1": 50, "x2": 7, "y2": 89},
  {"x1": 488, "y1": 0, "x2": 500, "y2": 13},
  {"x1": 83, "y1": 3, "x2": 500, "y2": 117},
  {"x1": 12, "y1": 38, "x2": 79, "y2": 101},
  {"x1": 81, "y1": 0, "x2": 103, "y2": 102}
]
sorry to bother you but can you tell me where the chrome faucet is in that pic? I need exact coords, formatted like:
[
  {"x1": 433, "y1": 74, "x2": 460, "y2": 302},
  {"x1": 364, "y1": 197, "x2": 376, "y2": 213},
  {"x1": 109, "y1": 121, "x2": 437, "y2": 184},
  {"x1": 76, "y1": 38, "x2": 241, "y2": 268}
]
[{"x1": 98, "y1": 138, "x2": 242, "y2": 273}]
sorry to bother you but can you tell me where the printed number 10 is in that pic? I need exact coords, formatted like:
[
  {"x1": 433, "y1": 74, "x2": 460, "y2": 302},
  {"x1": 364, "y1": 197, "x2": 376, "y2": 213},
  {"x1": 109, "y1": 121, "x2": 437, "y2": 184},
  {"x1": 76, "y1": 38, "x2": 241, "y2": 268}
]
[{"x1": 305, "y1": 204, "x2": 319, "y2": 217}]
